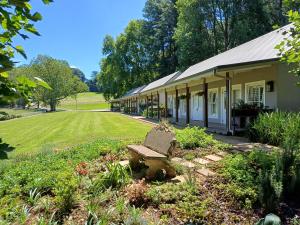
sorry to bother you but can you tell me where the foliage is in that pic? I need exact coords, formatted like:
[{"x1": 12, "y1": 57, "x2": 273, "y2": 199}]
[
  {"x1": 89, "y1": 163, "x2": 131, "y2": 195},
  {"x1": 0, "y1": 0, "x2": 52, "y2": 72},
  {"x1": 276, "y1": 3, "x2": 300, "y2": 87},
  {"x1": 0, "y1": 0, "x2": 52, "y2": 105},
  {"x1": 124, "y1": 180, "x2": 149, "y2": 207},
  {"x1": 220, "y1": 150, "x2": 283, "y2": 211},
  {"x1": 53, "y1": 172, "x2": 78, "y2": 213},
  {"x1": 98, "y1": 0, "x2": 294, "y2": 97},
  {"x1": 0, "y1": 139, "x2": 123, "y2": 223},
  {"x1": 28, "y1": 55, "x2": 88, "y2": 111},
  {"x1": 175, "y1": 126, "x2": 229, "y2": 150},
  {"x1": 71, "y1": 67, "x2": 86, "y2": 82},
  {"x1": 249, "y1": 112, "x2": 300, "y2": 146},
  {"x1": 0, "y1": 111, "x2": 21, "y2": 121},
  {"x1": 146, "y1": 182, "x2": 208, "y2": 222},
  {"x1": 255, "y1": 214, "x2": 281, "y2": 225}
]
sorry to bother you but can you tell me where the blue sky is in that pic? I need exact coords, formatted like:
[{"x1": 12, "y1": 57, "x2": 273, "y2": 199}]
[{"x1": 13, "y1": 0, "x2": 146, "y2": 79}]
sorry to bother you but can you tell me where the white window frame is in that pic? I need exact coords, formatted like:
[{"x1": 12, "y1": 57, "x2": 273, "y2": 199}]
[
  {"x1": 208, "y1": 88, "x2": 218, "y2": 119},
  {"x1": 232, "y1": 84, "x2": 242, "y2": 107},
  {"x1": 245, "y1": 80, "x2": 265, "y2": 106}
]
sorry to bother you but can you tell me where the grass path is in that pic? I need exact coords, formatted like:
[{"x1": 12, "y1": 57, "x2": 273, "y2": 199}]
[
  {"x1": 0, "y1": 111, "x2": 152, "y2": 159},
  {"x1": 59, "y1": 92, "x2": 110, "y2": 110}
]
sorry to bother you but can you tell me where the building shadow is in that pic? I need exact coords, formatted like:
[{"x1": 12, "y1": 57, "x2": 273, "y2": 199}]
[{"x1": 0, "y1": 138, "x2": 15, "y2": 160}]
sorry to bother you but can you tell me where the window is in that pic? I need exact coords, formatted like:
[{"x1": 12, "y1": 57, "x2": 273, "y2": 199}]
[
  {"x1": 232, "y1": 84, "x2": 242, "y2": 107},
  {"x1": 208, "y1": 89, "x2": 218, "y2": 118},
  {"x1": 245, "y1": 81, "x2": 265, "y2": 106}
]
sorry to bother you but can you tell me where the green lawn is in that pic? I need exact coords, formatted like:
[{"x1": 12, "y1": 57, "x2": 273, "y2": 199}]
[
  {"x1": 0, "y1": 111, "x2": 152, "y2": 159},
  {"x1": 59, "y1": 92, "x2": 110, "y2": 110}
]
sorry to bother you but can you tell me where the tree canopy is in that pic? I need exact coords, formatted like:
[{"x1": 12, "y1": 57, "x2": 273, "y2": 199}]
[
  {"x1": 12, "y1": 55, "x2": 88, "y2": 111},
  {"x1": 277, "y1": 0, "x2": 300, "y2": 87},
  {"x1": 98, "y1": 0, "x2": 294, "y2": 100},
  {"x1": 0, "y1": 0, "x2": 52, "y2": 104}
]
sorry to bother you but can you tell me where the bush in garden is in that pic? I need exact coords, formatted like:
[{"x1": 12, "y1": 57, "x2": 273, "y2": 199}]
[
  {"x1": 175, "y1": 126, "x2": 229, "y2": 150},
  {"x1": 53, "y1": 172, "x2": 78, "y2": 213},
  {"x1": 220, "y1": 150, "x2": 283, "y2": 211},
  {"x1": 249, "y1": 112, "x2": 300, "y2": 199},
  {"x1": 90, "y1": 163, "x2": 131, "y2": 195},
  {"x1": 249, "y1": 112, "x2": 300, "y2": 147},
  {"x1": 0, "y1": 112, "x2": 21, "y2": 121}
]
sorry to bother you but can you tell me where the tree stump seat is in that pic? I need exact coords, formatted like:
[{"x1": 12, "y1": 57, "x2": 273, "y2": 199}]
[{"x1": 127, "y1": 125, "x2": 177, "y2": 179}]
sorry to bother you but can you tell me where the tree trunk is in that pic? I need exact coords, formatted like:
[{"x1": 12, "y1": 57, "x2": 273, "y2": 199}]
[{"x1": 50, "y1": 100, "x2": 56, "y2": 112}]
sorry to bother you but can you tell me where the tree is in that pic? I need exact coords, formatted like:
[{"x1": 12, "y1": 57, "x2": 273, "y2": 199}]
[
  {"x1": 86, "y1": 71, "x2": 99, "y2": 92},
  {"x1": 0, "y1": 0, "x2": 52, "y2": 104},
  {"x1": 277, "y1": 2, "x2": 300, "y2": 87},
  {"x1": 72, "y1": 67, "x2": 86, "y2": 82},
  {"x1": 70, "y1": 77, "x2": 89, "y2": 110},
  {"x1": 143, "y1": 0, "x2": 178, "y2": 77},
  {"x1": 27, "y1": 55, "x2": 87, "y2": 111},
  {"x1": 98, "y1": 22, "x2": 158, "y2": 100}
]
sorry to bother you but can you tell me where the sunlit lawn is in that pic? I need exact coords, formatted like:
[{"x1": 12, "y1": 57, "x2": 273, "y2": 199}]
[
  {"x1": 59, "y1": 92, "x2": 110, "y2": 110},
  {"x1": 0, "y1": 111, "x2": 152, "y2": 159}
]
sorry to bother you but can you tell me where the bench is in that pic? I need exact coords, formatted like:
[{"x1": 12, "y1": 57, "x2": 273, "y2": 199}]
[{"x1": 127, "y1": 125, "x2": 177, "y2": 179}]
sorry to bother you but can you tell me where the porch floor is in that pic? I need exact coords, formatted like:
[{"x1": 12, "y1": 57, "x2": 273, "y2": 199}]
[{"x1": 121, "y1": 113, "x2": 278, "y2": 153}]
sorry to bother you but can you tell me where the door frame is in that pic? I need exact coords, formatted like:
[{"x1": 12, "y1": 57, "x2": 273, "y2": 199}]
[
  {"x1": 221, "y1": 84, "x2": 242, "y2": 124},
  {"x1": 191, "y1": 91, "x2": 203, "y2": 121}
]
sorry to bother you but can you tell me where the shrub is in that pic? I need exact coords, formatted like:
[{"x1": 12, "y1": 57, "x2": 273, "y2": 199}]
[
  {"x1": 53, "y1": 172, "x2": 78, "y2": 213},
  {"x1": 249, "y1": 112, "x2": 300, "y2": 199},
  {"x1": 220, "y1": 150, "x2": 283, "y2": 211},
  {"x1": 249, "y1": 112, "x2": 300, "y2": 147},
  {"x1": 90, "y1": 163, "x2": 131, "y2": 195},
  {"x1": 175, "y1": 126, "x2": 229, "y2": 150},
  {"x1": 0, "y1": 112, "x2": 21, "y2": 121},
  {"x1": 146, "y1": 182, "x2": 207, "y2": 222},
  {"x1": 124, "y1": 180, "x2": 149, "y2": 207}
]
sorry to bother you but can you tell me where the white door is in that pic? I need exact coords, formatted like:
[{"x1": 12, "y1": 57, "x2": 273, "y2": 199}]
[
  {"x1": 179, "y1": 98, "x2": 186, "y2": 119},
  {"x1": 191, "y1": 94, "x2": 203, "y2": 121},
  {"x1": 221, "y1": 85, "x2": 242, "y2": 124},
  {"x1": 167, "y1": 95, "x2": 174, "y2": 117},
  {"x1": 221, "y1": 87, "x2": 227, "y2": 124}
]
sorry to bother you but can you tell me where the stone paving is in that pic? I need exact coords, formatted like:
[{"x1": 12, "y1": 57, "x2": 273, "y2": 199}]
[{"x1": 170, "y1": 151, "x2": 229, "y2": 181}]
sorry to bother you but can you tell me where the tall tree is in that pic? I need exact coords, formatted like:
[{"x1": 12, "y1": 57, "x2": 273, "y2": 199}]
[
  {"x1": 143, "y1": 0, "x2": 178, "y2": 77},
  {"x1": 72, "y1": 67, "x2": 86, "y2": 82},
  {"x1": 175, "y1": 0, "x2": 291, "y2": 70},
  {"x1": 28, "y1": 55, "x2": 88, "y2": 111}
]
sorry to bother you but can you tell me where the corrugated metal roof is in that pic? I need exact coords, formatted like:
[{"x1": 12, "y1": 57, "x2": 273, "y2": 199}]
[
  {"x1": 175, "y1": 24, "x2": 292, "y2": 82},
  {"x1": 141, "y1": 71, "x2": 181, "y2": 93},
  {"x1": 123, "y1": 85, "x2": 147, "y2": 98}
]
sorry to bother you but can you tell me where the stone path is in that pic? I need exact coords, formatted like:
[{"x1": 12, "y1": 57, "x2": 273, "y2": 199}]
[{"x1": 171, "y1": 151, "x2": 229, "y2": 182}]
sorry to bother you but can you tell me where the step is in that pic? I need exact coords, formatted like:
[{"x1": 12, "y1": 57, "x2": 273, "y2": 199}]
[
  {"x1": 196, "y1": 168, "x2": 216, "y2": 177},
  {"x1": 171, "y1": 157, "x2": 184, "y2": 163},
  {"x1": 193, "y1": 158, "x2": 210, "y2": 165},
  {"x1": 205, "y1": 154, "x2": 223, "y2": 162},
  {"x1": 216, "y1": 151, "x2": 228, "y2": 157},
  {"x1": 178, "y1": 160, "x2": 196, "y2": 168}
]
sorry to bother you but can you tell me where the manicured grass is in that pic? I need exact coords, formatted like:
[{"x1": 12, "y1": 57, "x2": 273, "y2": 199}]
[
  {"x1": 59, "y1": 92, "x2": 110, "y2": 110},
  {"x1": 0, "y1": 111, "x2": 152, "y2": 159},
  {"x1": 61, "y1": 102, "x2": 110, "y2": 110}
]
